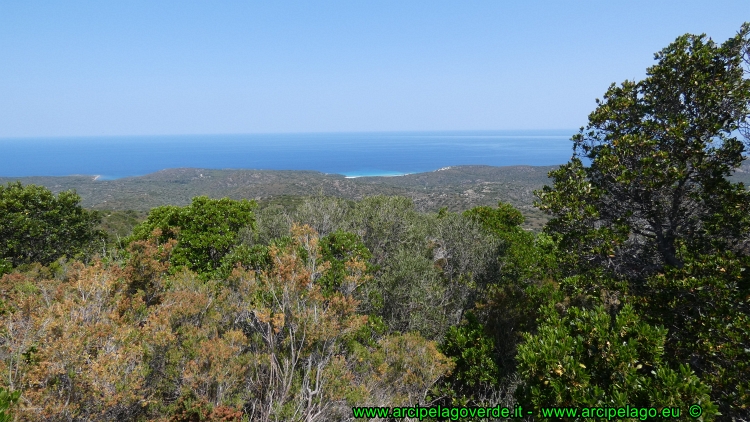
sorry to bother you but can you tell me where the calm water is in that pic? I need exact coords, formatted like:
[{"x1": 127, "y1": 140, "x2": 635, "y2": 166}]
[{"x1": 0, "y1": 131, "x2": 574, "y2": 179}]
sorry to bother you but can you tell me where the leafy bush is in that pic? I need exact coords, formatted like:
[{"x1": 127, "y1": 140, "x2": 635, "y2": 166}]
[
  {"x1": 641, "y1": 253, "x2": 750, "y2": 417},
  {"x1": 517, "y1": 304, "x2": 717, "y2": 419},
  {"x1": 0, "y1": 182, "x2": 102, "y2": 267},
  {"x1": 318, "y1": 230, "x2": 373, "y2": 295},
  {"x1": 0, "y1": 387, "x2": 20, "y2": 422},
  {"x1": 438, "y1": 312, "x2": 500, "y2": 406},
  {"x1": 129, "y1": 196, "x2": 256, "y2": 274}
]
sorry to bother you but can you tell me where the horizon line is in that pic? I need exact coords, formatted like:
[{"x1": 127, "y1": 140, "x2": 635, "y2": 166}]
[{"x1": 0, "y1": 128, "x2": 578, "y2": 141}]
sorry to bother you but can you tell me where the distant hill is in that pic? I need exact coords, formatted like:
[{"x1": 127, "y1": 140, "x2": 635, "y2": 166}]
[
  {"x1": 4, "y1": 162, "x2": 749, "y2": 232},
  {"x1": 0, "y1": 165, "x2": 558, "y2": 230}
]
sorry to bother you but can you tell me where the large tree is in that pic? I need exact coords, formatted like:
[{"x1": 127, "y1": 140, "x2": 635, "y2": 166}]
[
  {"x1": 537, "y1": 24, "x2": 750, "y2": 279},
  {"x1": 534, "y1": 24, "x2": 750, "y2": 417}
]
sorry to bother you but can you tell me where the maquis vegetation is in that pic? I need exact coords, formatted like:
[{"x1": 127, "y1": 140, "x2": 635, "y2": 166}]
[{"x1": 1, "y1": 24, "x2": 749, "y2": 421}]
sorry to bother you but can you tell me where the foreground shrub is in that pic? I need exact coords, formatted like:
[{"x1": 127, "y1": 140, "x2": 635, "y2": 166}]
[
  {"x1": 0, "y1": 224, "x2": 451, "y2": 421},
  {"x1": 516, "y1": 304, "x2": 717, "y2": 420}
]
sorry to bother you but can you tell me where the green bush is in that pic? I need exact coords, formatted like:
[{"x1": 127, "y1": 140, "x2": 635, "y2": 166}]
[
  {"x1": 641, "y1": 253, "x2": 750, "y2": 417},
  {"x1": 129, "y1": 196, "x2": 256, "y2": 274},
  {"x1": 517, "y1": 304, "x2": 717, "y2": 419},
  {"x1": 0, "y1": 182, "x2": 102, "y2": 267},
  {"x1": 318, "y1": 230, "x2": 373, "y2": 295},
  {"x1": 438, "y1": 312, "x2": 500, "y2": 406},
  {"x1": 0, "y1": 387, "x2": 20, "y2": 422}
]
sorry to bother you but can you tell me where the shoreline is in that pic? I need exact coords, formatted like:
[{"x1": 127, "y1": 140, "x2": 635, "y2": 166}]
[{"x1": 344, "y1": 173, "x2": 411, "y2": 179}]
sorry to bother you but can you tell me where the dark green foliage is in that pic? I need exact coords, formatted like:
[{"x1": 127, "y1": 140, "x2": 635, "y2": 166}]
[
  {"x1": 479, "y1": 279, "x2": 562, "y2": 376},
  {"x1": 641, "y1": 252, "x2": 750, "y2": 417},
  {"x1": 531, "y1": 24, "x2": 750, "y2": 415},
  {"x1": 537, "y1": 25, "x2": 750, "y2": 279},
  {"x1": 0, "y1": 260, "x2": 10, "y2": 278},
  {"x1": 517, "y1": 304, "x2": 718, "y2": 419},
  {"x1": 218, "y1": 244, "x2": 271, "y2": 276},
  {"x1": 439, "y1": 312, "x2": 500, "y2": 404},
  {"x1": 463, "y1": 202, "x2": 559, "y2": 371},
  {"x1": 129, "y1": 196, "x2": 257, "y2": 274},
  {"x1": 0, "y1": 182, "x2": 102, "y2": 267}
]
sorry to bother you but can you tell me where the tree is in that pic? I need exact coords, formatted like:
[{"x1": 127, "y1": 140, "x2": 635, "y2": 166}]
[
  {"x1": 537, "y1": 24, "x2": 750, "y2": 279},
  {"x1": 462, "y1": 202, "x2": 559, "y2": 377},
  {"x1": 534, "y1": 24, "x2": 750, "y2": 417},
  {"x1": 129, "y1": 196, "x2": 256, "y2": 275},
  {"x1": 464, "y1": 202, "x2": 557, "y2": 285},
  {"x1": 0, "y1": 182, "x2": 102, "y2": 269}
]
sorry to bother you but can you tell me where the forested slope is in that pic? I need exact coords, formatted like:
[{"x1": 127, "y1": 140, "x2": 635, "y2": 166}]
[{"x1": 0, "y1": 165, "x2": 556, "y2": 230}]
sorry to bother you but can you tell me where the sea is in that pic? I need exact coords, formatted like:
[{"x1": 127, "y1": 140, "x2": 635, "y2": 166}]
[{"x1": 0, "y1": 131, "x2": 574, "y2": 180}]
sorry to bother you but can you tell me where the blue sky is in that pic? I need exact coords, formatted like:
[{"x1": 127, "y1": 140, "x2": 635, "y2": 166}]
[{"x1": 0, "y1": 1, "x2": 747, "y2": 137}]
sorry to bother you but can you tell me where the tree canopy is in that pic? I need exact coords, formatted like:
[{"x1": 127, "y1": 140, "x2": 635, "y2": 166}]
[{"x1": 537, "y1": 23, "x2": 750, "y2": 279}]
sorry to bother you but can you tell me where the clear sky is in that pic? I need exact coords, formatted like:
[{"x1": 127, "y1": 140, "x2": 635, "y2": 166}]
[{"x1": 0, "y1": 1, "x2": 748, "y2": 137}]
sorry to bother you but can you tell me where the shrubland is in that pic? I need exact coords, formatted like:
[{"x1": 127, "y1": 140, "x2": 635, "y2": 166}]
[{"x1": 1, "y1": 24, "x2": 750, "y2": 421}]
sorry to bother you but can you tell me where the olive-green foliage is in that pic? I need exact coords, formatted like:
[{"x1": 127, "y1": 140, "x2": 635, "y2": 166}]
[
  {"x1": 536, "y1": 25, "x2": 750, "y2": 280},
  {"x1": 345, "y1": 196, "x2": 427, "y2": 267},
  {"x1": 517, "y1": 304, "x2": 718, "y2": 419},
  {"x1": 293, "y1": 195, "x2": 352, "y2": 238},
  {"x1": 129, "y1": 196, "x2": 256, "y2": 274},
  {"x1": 341, "y1": 197, "x2": 504, "y2": 340},
  {"x1": 97, "y1": 209, "x2": 147, "y2": 243},
  {"x1": 431, "y1": 211, "x2": 501, "y2": 289},
  {"x1": 0, "y1": 182, "x2": 102, "y2": 269},
  {"x1": 371, "y1": 247, "x2": 446, "y2": 338},
  {"x1": 249, "y1": 203, "x2": 292, "y2": 246}
]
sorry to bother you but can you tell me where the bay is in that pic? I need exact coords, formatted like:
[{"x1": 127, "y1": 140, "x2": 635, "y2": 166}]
[{"x1": 0, "y1": 131, "x2": 574, "y2": 179}]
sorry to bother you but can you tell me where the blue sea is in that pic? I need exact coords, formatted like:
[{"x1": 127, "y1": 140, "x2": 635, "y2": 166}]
[{"x1": 0, "y1": 131, "x2": 574, "y2": 179}]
